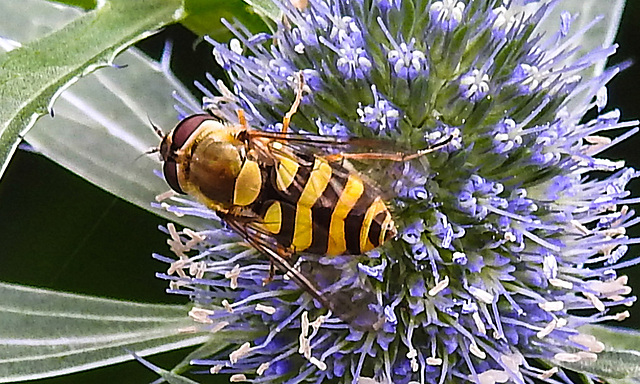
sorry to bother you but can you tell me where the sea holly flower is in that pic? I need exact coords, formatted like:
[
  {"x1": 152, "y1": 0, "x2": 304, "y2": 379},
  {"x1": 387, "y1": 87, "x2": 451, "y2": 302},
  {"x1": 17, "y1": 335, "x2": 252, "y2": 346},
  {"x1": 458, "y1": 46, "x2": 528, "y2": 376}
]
[{"x1": 148, "y1": 0, "x2": 640, "y2": 383}]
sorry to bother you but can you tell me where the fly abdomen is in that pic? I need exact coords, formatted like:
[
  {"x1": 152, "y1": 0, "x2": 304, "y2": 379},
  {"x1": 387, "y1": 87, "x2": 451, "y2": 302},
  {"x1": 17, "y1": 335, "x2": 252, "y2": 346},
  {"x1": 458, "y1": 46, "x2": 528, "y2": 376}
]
[{"x1": 257, "y1": 156, "x2": 396, "y2": 256}]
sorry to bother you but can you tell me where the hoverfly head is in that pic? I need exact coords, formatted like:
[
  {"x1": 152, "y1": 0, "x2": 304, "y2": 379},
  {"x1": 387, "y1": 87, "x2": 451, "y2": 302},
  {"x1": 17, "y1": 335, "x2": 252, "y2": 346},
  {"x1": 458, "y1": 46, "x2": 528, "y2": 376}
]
[{"x1": 159, "y1": 114, "x2": 246, "y2": 199}]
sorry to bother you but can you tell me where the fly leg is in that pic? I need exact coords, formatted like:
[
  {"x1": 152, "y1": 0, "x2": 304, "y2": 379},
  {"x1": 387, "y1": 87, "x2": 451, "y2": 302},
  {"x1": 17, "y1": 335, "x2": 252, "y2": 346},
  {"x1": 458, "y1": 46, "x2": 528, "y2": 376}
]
[
  {"x1": 265, "y1": 261, "x2": 276, "y2": 284},
  {"x1": 236, "y1": 108, "x2": 248, "y2": 129},
  {"x1": 263, "y1": 244, "x2": 295, "y2": 284}
]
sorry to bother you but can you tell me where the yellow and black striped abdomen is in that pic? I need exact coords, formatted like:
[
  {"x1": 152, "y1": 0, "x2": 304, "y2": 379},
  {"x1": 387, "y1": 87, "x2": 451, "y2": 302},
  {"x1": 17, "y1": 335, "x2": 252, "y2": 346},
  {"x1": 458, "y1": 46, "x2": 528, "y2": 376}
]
[{"x1": 255, "y1": 152, "x2": 397, "y2": 256}]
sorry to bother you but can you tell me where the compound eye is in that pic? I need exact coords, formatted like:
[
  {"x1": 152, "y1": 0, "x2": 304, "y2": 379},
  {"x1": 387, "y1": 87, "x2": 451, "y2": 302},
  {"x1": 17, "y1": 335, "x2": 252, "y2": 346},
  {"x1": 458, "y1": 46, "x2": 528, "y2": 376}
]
[
  {"x1": 171, "y1": 114, "x2": 212, "y2": 151},
  {"x1": 163, "y1": 159, "x2": 185, "y2": 194}
]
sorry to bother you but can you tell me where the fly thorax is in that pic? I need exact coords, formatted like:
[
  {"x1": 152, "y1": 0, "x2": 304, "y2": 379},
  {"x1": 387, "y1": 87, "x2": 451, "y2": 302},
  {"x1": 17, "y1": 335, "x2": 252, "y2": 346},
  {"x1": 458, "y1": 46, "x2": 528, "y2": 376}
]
[{"x1": 185, "y1": 139, "x2": 246, "y2": 210}]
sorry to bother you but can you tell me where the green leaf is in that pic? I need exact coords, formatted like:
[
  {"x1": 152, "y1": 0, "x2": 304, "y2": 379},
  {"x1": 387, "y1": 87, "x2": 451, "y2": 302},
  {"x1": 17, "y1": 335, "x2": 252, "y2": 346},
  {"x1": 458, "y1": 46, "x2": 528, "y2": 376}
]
[
  {"x1": 240, "y1": 0, "x2": 281, "y2": 24},
  {"x1": 553, "y1": 325, "x2": 640, "y2": 381},
  {"x1": 49, "y1": 0, "x2": 98, "y2": 10},
  {"x1": 182, "y1": 0, "x2": 268, "y2": 38},
  {"x1": 0, "y1": 0, "x2": 185, "y2": 184},
  {"x1": 607, "y1": 379, "x2": 640, "y2": 384},
  {"x1": 581, "y1": 324, "x2": 640, "y2": 356},
  {"x1": 0, "y1": 282, "x2": 212, "y2": 382},
  {"x1": 131, "y1": 352, "x2": 202, "y2": 384},
  {"x1": 556, "y1": 350, "x2": 640, "y2": 381}
]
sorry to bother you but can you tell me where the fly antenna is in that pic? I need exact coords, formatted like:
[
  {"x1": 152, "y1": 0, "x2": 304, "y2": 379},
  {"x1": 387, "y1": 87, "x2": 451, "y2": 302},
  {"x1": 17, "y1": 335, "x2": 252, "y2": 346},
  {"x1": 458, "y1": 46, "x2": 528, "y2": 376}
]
[
  {"x1": 148, "y1": 115, "x2": 165, "y2": 139},
  {"x1": 133, "y1": 146, "x2": 160, "y2": 162},
  {"x1": 144, "y1": 147, "x2": 160, "y2": 155},
  {"x1": 137, "y1": 115, "x2": 164, "y2": 162}
]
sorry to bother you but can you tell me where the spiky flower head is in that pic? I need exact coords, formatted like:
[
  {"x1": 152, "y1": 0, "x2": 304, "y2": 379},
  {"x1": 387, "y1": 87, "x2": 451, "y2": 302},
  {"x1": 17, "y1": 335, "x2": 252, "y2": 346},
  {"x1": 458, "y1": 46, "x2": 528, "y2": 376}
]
[{"x1": 155, "y1": 0, "x2": 639, "y2": 383}]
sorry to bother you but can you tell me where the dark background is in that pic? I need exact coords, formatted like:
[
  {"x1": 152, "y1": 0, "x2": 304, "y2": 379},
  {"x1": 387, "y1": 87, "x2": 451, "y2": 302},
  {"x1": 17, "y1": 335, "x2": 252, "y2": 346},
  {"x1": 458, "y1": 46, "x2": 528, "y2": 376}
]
[{"x1": 1, "y1": 2, "x2": 639, "y2": 383}]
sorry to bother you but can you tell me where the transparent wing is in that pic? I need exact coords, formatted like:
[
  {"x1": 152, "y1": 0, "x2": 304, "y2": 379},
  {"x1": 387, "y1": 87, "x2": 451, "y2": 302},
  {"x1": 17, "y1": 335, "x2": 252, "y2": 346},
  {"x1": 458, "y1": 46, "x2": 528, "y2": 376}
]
[
  {"x1": 247, "y1": 129, "x2": 409, "y2": 159},
  {"x1": 222, "y1": 213, "x2": 384, "y2": 331}
]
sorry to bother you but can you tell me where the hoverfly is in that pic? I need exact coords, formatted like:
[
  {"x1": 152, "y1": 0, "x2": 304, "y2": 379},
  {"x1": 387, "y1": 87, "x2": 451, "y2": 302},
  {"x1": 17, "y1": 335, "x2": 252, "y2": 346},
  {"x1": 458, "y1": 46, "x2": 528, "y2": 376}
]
[{"x1": 156, "y1": 73, "x2": 446, "y2": 330}]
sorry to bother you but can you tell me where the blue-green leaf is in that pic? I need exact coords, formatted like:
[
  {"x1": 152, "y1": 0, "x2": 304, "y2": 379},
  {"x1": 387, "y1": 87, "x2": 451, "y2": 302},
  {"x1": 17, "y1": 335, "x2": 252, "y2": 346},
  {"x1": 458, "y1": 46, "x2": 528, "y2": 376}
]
[
  {"x1": 554, "y1": 325, "x2": 640, "y2": 382},
  {"x1": 25, "y1": 47, "x2": 213, "y2": 229},
  {"x1": 0, "y1": 0, "x2": 185, "y2": 183},
  {"x1": 0, "y1": 0, "x2": 209, "y2": 228},
  {"x1": 562, "y1": 0, "x2": 625, "y2": 76},
  {"x1": 511, "y1": 0, "x2": 626, "y2": 115},
  {"x1": 529, "y1": 0, "x2": 625, "y2": 77},
  {"x1": 0, "y1": 282, "x2": 212, "y2": 382},
  {"x1": 169, "y1": 331, "x2": 262, "y2": 375}
]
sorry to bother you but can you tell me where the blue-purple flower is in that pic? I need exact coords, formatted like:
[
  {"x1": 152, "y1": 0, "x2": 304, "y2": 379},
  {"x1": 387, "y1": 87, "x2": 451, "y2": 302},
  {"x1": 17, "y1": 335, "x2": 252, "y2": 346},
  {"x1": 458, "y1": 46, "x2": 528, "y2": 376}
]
[{"x1": 153, "y1": 0, "x2": 639, "y2": 383}]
